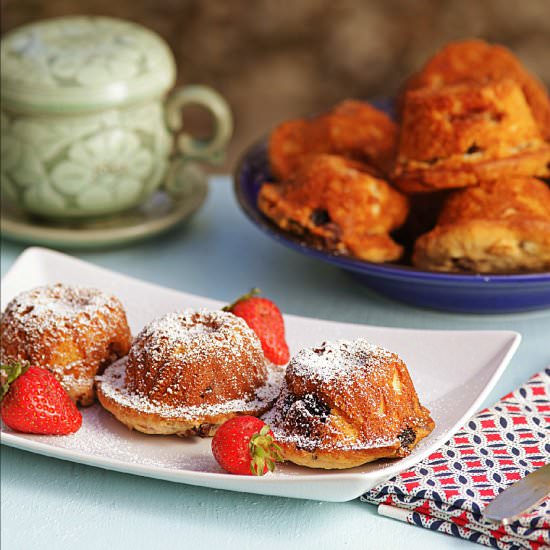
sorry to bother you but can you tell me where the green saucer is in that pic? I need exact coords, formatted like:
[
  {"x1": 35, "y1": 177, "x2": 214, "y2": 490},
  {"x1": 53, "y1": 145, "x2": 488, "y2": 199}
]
[{"x1": 1, "y1": 177, "x2": 207, "y2": 249}]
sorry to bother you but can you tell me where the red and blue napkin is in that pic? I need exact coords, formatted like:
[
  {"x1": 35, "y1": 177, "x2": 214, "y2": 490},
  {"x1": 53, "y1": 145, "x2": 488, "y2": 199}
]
[{"x1": 362, "y1": 368, "x2": 550, "y2": 550}]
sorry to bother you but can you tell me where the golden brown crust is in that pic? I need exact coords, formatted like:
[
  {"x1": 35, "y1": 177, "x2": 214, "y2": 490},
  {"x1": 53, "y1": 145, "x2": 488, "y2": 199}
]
[
  {"x1": 124, "y1": 310, "x2": 267, "y2": 408},
  {"x1": 258, "y1": 154, "x2": 409, "y2": 262},
  {"x1": 269, "y1": 119, "x2": 309, "y2": 182},
  {"x1": 400, "y1": 39, "x2": 550, "y2": 140},
  {"x1": 269, "y1": 100, "x2": 398, "y2": 180},
  {"x1": 413, "y1": 177, "x2": 550, "y2": 273},
  {"x1": 265, "y1": 339, "x2": 435, "y2": 469},
  {"x1": 0, "y1": 284, "x2": 131, "y2": 406},
  {"x1": 96, "y1": 359, "x2": 281, "y2": 437},
  {"x1": 276, "y1": 423, "x2": 435, "y2": 469},
  {"x1": 395, "y1": 149, "x2": 550, "y2": 194},
  {"x1": 96, "y1": 310, "x2": 283, "y2": 437},
  {"x1": 394, "y1": 80, "x2": 550, "y2": 193}
]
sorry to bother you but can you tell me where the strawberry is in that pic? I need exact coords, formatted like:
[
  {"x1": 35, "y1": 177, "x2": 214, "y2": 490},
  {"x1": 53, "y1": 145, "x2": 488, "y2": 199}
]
[
  {"x1": 211, "y1": 416, "x2": 283, "y2": 476},
  {"x1": 224, "y1": 289, "x2": 290, "y2": 365},
  {"x1": 1, "y1": 362, "x2": 82, "y2": 435}
]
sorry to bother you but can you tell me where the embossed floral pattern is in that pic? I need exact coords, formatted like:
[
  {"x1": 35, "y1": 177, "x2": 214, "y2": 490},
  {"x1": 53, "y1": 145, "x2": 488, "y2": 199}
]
[
  {"x1": 48, "y1": 36, "x2": 142, "y2": 85},
  {"x1": 1, "y1": 18, "x2": 163, "y2": 88},
  {"x1": 50, "y1": 130, "x2": 154, "y2": 209},
  {"x1": 1, "y1": 107, "x2": 168, "y2": 217}
]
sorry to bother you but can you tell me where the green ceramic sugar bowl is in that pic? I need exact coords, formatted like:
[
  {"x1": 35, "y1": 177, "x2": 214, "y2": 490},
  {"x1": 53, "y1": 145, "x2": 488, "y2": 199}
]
[{"x1": 1, "y1": 16, "x2": 232, "y2": 219}]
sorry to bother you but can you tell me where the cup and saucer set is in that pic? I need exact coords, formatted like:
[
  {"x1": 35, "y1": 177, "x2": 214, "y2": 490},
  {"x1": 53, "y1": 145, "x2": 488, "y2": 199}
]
[{"x1": 0, "y1": 16, "x2": 233, "y2": 248}]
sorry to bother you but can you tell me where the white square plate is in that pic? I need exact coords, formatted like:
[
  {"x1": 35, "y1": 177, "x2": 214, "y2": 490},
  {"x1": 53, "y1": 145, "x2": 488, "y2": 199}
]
[{"x1": 1, "y1": 248, "x2": 520, "y2": 502}]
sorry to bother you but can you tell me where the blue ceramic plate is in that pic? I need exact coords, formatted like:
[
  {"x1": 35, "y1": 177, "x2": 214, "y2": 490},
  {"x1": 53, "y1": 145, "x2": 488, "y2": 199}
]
[{"x1": 233, "y1": 138, "x2": 550, "y2": 314}]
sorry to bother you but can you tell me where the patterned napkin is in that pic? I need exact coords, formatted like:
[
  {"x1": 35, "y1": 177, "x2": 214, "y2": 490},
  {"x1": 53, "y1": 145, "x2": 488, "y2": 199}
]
[{"x1": 361, "y1": 368, "x2": 550, "y2": 550}]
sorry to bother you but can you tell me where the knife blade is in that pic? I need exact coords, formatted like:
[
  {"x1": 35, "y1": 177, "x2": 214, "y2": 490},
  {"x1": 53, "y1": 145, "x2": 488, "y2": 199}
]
[{"x1": 483, "y1": 463, "x2": 550, "y2": 525}]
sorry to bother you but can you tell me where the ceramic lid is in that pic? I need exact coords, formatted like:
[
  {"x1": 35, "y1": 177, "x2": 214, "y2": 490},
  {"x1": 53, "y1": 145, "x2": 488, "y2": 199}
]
[{"x1": 1, "y1": 16, "x2": 176, "y2": 112}]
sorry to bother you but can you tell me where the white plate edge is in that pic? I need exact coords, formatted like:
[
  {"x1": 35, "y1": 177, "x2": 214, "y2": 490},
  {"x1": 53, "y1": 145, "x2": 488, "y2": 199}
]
[
  {"x1": 0, "y1": 246, "x2": 522, "y2": 501},
  {"x1": 1, "y1": 246, "x2": 524, "y2": 338},
  {"x1": 0, "y1": 332, "x2": 519, "y2": 501}
]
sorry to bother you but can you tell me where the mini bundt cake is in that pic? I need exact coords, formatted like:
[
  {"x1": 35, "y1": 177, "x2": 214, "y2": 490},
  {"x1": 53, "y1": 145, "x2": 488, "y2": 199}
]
[
  {"x1": 96, "y1": 309, "x2": 283, "y2": 437},
  {"x1": 400, "y1": 39, "x2": 550, "y2": 140},
  {"x1": 269, "y1": 99, "x2": 398, "y2": 180},
  {"x1": 258, "y1": 154, "x2": 409, "y2": 262},
  {"x1": 0, "y1": 284, "x2": 131, "y2": 406},
  {"x1": 394, "y1": 80, "x2": 550, "y2": 193},
  {"x1": 413, "y1": 177, "x2": 550, "y2": 273},
  {"x1": 264, "y1": 339, "x2": 435, "y2": 469}
]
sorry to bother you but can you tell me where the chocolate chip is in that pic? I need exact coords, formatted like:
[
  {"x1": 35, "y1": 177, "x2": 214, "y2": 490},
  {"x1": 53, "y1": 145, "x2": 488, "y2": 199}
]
[
  {"x1": 398, "y1": 427, "x2": 416, "y2": 448},
  {"x1": 282, "y1": 392, "x2": 330, "y2": 422},
  {"x1": 466, "y1": 144, "x2": 482, "y2": 154},
  {"x1": 310, "y1": 208, "x2": 331, "y2": 226},
  {"x1": 302, "y1": 393, "x2": 331, "y2": 422},
  {"x1": 192, "y1": 423, "x2": 214, "y2": 437},
  {"x1": 281, "y1": 391, "x2": 296, "y2": 415},
  {"x1": 425, "y1": 157, "x2": 440, "y2": 165},
  {"x1": 312, "y1": 344, "x2": 326, "y2": 355},
  {"x1": 282, "y1": 393, "x2": 331, "y2": 442}
]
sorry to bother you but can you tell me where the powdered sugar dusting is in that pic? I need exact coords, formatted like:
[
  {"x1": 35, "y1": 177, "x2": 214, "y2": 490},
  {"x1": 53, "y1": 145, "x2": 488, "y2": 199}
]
[
  {"x1": 264, "y1": 381, "x2": 399, "y2": 452},
  {"x1": 97, "y1": 358, "x2": 284, "y2": 420},
  {"x1": 0, "y1": 249, "x2": 511, "y2": 496},
  {"x1": 272, "y1": 427, "x2": 398, "y2": 452},
  {"x1": 1, "y1": 406, "x2": 220, "y2": 471},
  {"x1": 0, "y1": 283, "x2": 131, "y2": 405},
  {"x1": 0, "y1": 283, "x2": 122, "y2": 335},
  {"x1": 265, "y1": 338, "x2": 412, "y2": 453},
  {"x1": 122, "y1": 309, "x2": 272, "y2": 409},
  {"x1": 140, "y1": 309, "x2": 244, "y2": 343},
  {"x1": 289, "y1": 338, "x2": 396, "y2": 383},
  {"x1": 131, "y1": 308, "x2": 262, "y2": 370}
]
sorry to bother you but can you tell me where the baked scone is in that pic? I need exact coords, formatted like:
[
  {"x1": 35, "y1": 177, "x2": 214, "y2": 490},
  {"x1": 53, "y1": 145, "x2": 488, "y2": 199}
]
[
  {"x1": 400, "y1": 39, "x2": 550, "y2": 140},
  {"x1": 0, "y1": 284, "x2": 131, "y2": 406},
  {"x1": 394, "y1": 80, "x2": 550, "y2": 193},
  {"x1": 413, "y1": 177, "x2": 550, "y2": 273},
  {"x1": 269, "y1": 99, "x2": 398, "y2": 180},
  {"x1": 258, "y1": 154, "x2": 409, "y2": 262},
  {"x1": 96, "y1": 310, "x2": 283, "y2": 437},
  {"x1": 264, "y1": 339, "x2": 435, "y2": 469}
]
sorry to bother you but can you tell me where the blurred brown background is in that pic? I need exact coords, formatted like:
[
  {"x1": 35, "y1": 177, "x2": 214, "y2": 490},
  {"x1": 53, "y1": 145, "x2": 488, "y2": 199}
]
[{"x1": 2, "y1": 0, "x2": 549, "y2": 171}]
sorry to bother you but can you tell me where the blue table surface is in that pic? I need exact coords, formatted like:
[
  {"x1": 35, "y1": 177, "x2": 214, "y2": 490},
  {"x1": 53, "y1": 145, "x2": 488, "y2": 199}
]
[{"x1": 1, "y1": 176, "x2": 549, "y2": 550}]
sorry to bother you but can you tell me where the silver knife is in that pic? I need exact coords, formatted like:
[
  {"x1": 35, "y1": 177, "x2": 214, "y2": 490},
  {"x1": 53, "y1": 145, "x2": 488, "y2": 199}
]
[{"x1": 483, "y1": 463, "x2": 550, "y2": 525}]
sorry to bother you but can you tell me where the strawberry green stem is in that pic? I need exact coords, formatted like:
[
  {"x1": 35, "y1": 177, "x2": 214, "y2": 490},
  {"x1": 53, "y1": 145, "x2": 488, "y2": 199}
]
[
  {"x1": 248, "y1": 424, "x2": 284, "y2": 476},
  {"x1": 222, "y1": 288, "x2": 261, "y2": 312},
  {"x1": 0, "y1": 362, "x2": 29, "y2": 400}
]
